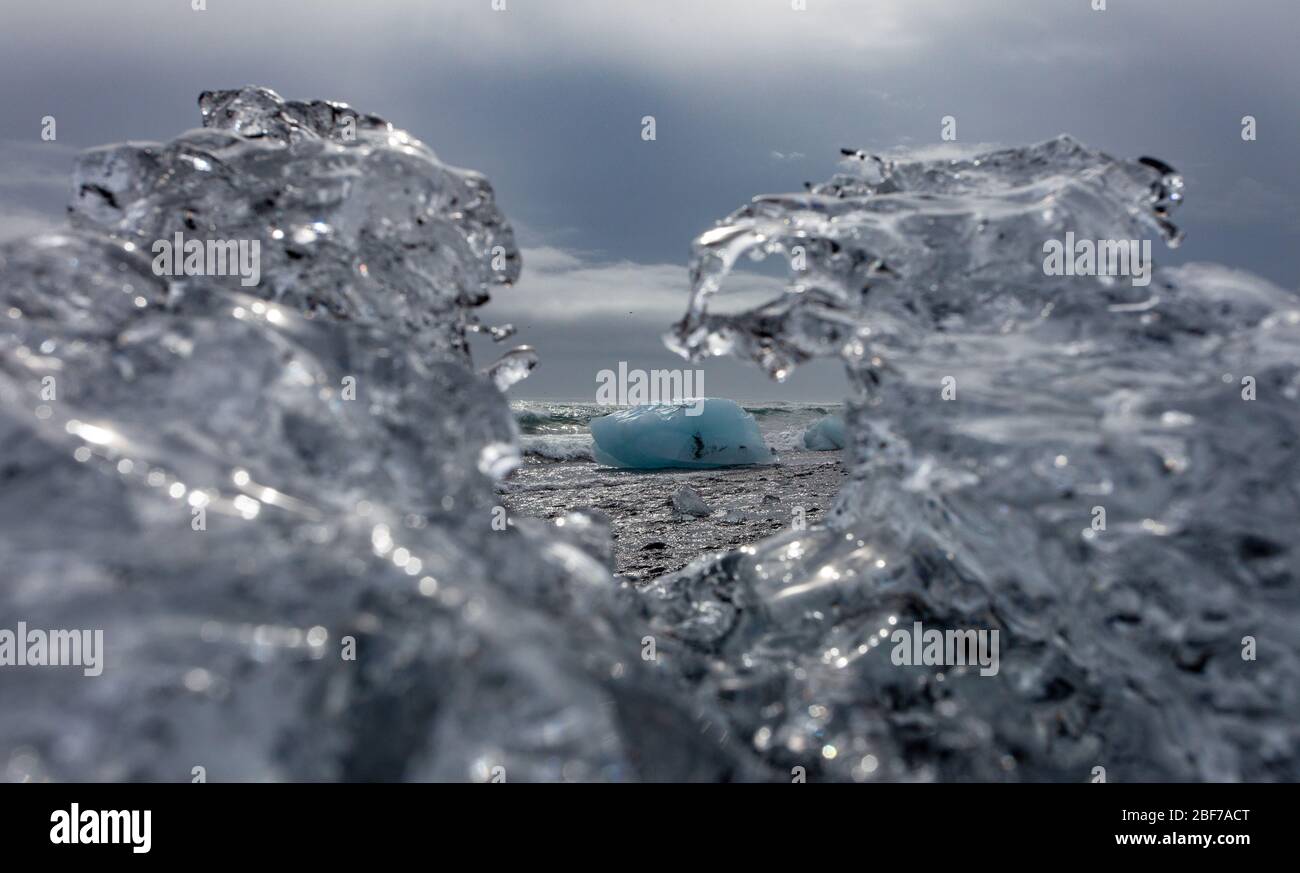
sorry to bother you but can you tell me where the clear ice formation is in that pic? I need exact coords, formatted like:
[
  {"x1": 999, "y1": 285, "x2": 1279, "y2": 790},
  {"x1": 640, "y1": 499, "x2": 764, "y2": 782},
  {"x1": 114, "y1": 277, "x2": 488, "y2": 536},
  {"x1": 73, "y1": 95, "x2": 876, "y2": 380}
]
[
  {"x1": 802, "y1": 414, "x2": 846, "y2": 451},
  {"x1": 590, "y1": 399, "x2": 776, "y2": 469},
  {"x1": 0, "y1": 89, "x2": 749, "y2": 782},
  {"x1": 1, "y1": 90, "x2": 1296, "y2": 781},
  {"x1": 664, "y1": 136, "x2": 1300, "y2": 780},
  {"x1": 672, "y1": 485, "x2": 712, "y2": 518}
]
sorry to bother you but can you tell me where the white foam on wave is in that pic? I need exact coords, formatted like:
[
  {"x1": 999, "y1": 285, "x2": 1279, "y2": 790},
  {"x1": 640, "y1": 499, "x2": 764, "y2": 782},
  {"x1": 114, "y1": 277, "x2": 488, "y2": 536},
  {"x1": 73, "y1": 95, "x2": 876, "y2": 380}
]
[
  {"x1": 763, "y1": 427, "x2": 809, "y2": 452},
  {"x1": 520, "y1": 433, "x2": 595, "y2": 461}
]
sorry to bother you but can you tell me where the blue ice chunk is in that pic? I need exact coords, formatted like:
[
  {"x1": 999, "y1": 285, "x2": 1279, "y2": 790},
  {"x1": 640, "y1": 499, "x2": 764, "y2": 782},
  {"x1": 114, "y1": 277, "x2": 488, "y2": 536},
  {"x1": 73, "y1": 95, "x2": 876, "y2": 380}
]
[
  {"x1": 590, "y1": 399, "x2": 776, "y2": 469},
  {"x1": 802, "y1": 415, "x2": 846, "y2": 451}
]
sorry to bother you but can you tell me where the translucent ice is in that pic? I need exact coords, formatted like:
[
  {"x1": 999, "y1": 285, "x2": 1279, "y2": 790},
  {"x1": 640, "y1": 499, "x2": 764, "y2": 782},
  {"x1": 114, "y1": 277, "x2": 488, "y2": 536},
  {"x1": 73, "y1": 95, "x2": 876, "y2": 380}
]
[
  {"x1": 590, "y1": 399, "x2": 776, "y2": 469},
  {"x1": 660, "y1": 137, "x2": 1300, "y2": 781},
  {"x1": 0, "y1": 89, "x2": 749, "y2": 783},
  {"x1": 3, "y1": 88, "x2": 1296, "y2": 783},
  {"x1": 672, "y1": 485, "x2": 712, "y2": 517},
  {"x1": 802, "y1": 415, "x2": 846, "y2": 451}
]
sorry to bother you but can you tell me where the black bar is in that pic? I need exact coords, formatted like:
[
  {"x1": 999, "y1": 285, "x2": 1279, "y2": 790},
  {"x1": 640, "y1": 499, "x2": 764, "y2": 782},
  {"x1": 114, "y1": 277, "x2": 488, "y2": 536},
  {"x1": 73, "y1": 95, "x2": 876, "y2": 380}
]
[{"x1": 1, "y1": 785, "x2": 1278, "y2": 858}]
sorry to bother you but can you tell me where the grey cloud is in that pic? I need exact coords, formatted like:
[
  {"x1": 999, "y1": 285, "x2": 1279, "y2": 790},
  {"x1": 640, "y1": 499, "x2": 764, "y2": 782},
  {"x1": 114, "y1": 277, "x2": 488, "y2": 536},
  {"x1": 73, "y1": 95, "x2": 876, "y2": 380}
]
[
  {"x1": 1, "y1": 0, "x2": 1297, "y2": 400},
  {"x1": 496, "y1": 246, "x2": 786, "y2": 324}
]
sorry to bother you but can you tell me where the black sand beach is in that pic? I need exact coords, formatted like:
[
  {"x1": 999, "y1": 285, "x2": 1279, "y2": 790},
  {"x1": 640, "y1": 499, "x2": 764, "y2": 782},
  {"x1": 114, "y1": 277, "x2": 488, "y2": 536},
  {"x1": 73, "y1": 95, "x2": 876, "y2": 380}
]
[{"x1": 498, "y1": 453, "x2": 846, "y2": 582}]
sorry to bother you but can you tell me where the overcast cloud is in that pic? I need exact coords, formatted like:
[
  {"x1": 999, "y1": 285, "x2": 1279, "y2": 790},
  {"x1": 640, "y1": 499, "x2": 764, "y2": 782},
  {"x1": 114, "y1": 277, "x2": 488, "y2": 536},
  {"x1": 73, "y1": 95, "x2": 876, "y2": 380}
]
[{"x1": 1, "y1": 0, "x2": 1295, "y2": 400}]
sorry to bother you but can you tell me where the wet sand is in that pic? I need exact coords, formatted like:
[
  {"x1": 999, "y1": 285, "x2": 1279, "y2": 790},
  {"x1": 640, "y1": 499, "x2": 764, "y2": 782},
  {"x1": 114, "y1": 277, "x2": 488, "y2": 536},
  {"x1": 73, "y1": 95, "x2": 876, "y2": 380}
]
[{"x1": 498, "y1": 453, "x2": 845, "y2": 582}]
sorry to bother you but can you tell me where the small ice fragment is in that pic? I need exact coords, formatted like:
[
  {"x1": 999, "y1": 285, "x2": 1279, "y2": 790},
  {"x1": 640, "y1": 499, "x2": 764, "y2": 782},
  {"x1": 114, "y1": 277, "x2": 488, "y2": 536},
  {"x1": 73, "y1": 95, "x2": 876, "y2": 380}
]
[
  {"x1": 481, "y1": 346, "x2": 537, "y2": 391},
  {"x1": 802, "y1": 415, "x2": 846, "y2": 451},
  {"x1": 719, "y1": 509, "x2": 749, "y2": 525},
  {"x1": 672, "y1": 485, "x2": 712, "y2": 518}
]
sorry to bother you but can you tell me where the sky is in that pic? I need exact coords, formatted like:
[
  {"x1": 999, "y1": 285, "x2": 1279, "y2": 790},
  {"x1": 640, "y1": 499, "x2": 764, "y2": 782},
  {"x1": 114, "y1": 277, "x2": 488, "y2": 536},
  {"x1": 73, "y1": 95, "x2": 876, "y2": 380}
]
[{"x1": 1, "y1": 0, "x2": 1296, "y2": 401}]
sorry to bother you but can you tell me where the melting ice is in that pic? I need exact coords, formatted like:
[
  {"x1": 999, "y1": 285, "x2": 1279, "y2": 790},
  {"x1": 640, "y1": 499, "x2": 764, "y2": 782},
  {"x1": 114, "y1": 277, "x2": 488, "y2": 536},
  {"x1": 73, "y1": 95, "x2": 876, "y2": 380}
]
[
  {"x1": 663, "y1": 136, "x2": 1300, "y2": 781},
  {"x1": 1, "y1": 90, "x2": 1296, "y2": 781}
]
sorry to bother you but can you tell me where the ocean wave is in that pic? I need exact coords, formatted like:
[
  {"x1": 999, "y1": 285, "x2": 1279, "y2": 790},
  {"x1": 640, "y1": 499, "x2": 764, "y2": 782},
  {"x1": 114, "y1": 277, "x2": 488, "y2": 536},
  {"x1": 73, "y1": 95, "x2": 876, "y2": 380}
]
[
  {"x1": 513, "y1": 402, "x2": 608, "y2": 434},
  {"x1": 762, "y1": 427, "x2": 809, "y2": 452},
  {"x1": 520, "y1": 434, "x2": 595, "y2": 461},
  {"x1": 513, "y1": 399, "x2": 841, "y2": 441}
]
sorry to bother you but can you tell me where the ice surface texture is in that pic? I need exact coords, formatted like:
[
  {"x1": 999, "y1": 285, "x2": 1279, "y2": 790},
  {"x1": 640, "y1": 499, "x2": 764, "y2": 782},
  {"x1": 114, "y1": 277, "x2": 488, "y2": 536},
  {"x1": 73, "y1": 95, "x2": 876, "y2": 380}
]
[
  {"x1": 590, "y1": 399, "x2": 776, "y2": 469},
  {"x1": 672, "y1": 485, "x2": 712, "y2": 518},
  {"x1": 802, "y1": 415, "x2": 846, "y2": 451},
  {"x1": 3, "y1": 89, "x2": 1296, "y2": 781},
  {"x1": 662, "y1": 137, "x2": 1300, "y2": 780},
  {"x1": 0, "y1": 89, "x2": 749, "y2": 782}
]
